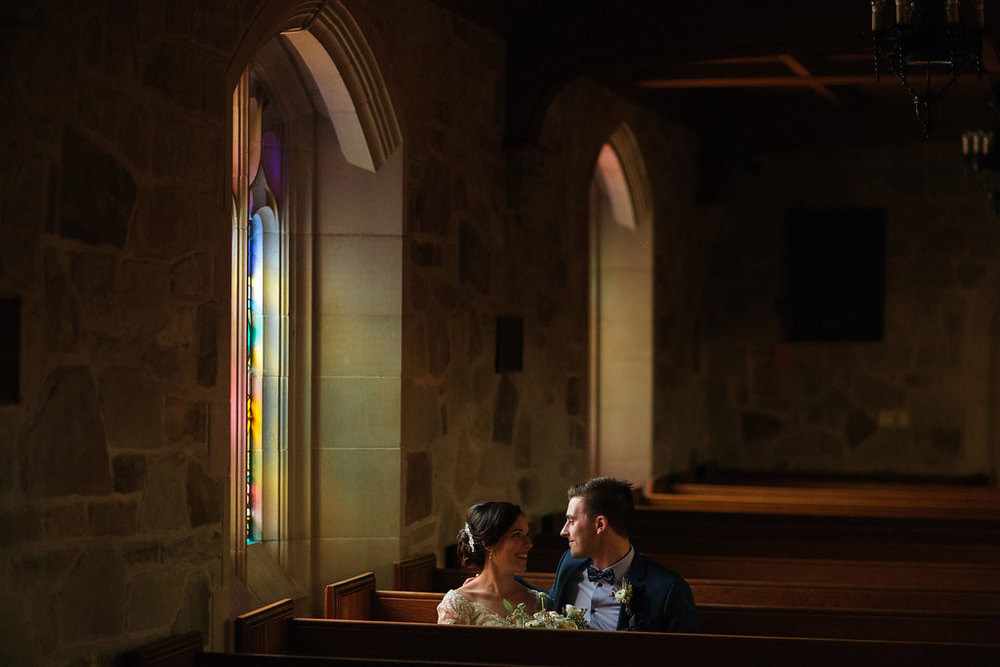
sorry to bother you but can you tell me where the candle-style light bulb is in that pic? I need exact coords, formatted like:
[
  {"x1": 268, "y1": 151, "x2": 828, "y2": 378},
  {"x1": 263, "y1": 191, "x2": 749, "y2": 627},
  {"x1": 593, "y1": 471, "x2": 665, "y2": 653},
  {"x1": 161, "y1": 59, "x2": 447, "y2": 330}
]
[
  {"x1": 895, "y1": 0, "x2": 913, "y2": 24},
  {"x1": 946, "y1": 0, "x2": 960, "y2": 24},
  {"x1": 872, "y1": 0, "x2": 887, "y2": 30}
]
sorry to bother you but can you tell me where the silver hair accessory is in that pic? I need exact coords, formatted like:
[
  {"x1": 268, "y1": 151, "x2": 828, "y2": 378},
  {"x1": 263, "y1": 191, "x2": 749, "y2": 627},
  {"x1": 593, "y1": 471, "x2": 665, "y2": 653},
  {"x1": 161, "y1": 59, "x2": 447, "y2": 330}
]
[{"x1": 463, "y1": 522, "x2": 475, "y2": 549}]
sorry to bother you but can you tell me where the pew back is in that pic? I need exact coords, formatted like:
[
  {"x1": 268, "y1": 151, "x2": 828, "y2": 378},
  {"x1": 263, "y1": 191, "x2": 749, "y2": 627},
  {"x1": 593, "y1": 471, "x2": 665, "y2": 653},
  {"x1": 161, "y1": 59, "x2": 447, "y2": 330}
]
[
  {"x1": 287, "y1": 618, "x2": 1000, "y2": 666},
  {"x1": 641, "y1": 477, "x2": 1000, "y2": 519},
  {"x1": 337, "y1": 571, "x2": 1000, "y2": 643}
]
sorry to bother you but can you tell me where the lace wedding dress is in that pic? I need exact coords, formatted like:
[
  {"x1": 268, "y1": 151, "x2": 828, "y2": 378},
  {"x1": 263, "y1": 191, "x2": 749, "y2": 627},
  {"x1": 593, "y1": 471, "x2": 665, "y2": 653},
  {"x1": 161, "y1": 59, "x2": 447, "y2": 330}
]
[{"x1": 436, "y1": 589, "x2": 546, "y2": 626}]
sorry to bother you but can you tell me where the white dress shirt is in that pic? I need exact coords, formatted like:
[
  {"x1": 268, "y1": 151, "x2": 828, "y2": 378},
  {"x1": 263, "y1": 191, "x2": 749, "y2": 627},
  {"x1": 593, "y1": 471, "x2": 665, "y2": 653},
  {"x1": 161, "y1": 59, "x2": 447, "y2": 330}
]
[{"x1": 568, "y1": 545, "x2": 635, "y2": 631}]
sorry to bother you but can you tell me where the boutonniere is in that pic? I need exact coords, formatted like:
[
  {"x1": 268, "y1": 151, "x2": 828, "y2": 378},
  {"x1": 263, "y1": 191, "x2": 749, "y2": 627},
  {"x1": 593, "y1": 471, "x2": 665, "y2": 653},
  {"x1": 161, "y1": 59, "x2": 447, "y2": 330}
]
[{"x1": 612, "y1": 579, "x2": 634, "y2": 617}]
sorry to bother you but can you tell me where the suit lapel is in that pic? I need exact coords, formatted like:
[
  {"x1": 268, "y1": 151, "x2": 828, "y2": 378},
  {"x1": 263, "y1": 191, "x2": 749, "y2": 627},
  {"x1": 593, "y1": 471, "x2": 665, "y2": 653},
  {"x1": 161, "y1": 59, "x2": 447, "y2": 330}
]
[
  {"x1": 617, "y1": 553, "x2": 648, "y2": 630},
  {"x1": 556, "y1": 557, "x2": 589, "y2": 610}
]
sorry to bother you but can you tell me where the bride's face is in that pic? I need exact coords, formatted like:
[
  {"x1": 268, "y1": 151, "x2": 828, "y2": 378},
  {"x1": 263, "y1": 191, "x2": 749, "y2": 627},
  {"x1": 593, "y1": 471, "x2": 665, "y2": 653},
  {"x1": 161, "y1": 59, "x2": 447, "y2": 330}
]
[{"x1": 487, "y1": 514, "x2": 532, "y2": 573}]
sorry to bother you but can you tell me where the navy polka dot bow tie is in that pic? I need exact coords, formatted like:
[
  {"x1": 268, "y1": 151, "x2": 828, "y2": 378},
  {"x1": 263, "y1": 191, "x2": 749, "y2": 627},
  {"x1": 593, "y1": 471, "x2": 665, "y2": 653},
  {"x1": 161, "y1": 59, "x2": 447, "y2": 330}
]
[{"x1": 587, "y1": 565, "x2": 615, "y2": 585}]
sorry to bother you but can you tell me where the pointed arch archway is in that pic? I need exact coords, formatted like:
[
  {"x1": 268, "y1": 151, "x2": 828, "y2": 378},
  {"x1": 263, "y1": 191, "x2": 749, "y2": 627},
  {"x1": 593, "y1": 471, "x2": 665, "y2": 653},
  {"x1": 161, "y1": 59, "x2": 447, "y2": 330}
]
[{"x1": 589, "y1": 123, "x2": 654, "y2": 483}]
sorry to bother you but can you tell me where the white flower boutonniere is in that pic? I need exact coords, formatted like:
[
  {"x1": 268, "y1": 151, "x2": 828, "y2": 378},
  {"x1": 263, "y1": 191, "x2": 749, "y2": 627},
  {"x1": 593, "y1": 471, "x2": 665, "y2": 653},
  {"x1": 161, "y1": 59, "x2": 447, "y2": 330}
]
[
  {"x1": 613, "y1": 579, "x2": 633, "y2": 605},
  {"x1": 612, "y1": 579, "x2": 634, "y2": 619}
]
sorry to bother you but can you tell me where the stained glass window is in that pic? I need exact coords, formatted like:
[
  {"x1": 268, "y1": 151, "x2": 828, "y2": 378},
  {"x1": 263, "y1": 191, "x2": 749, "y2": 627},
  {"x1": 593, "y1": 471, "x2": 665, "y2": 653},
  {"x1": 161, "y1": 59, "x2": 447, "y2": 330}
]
[{"x1": 234, "y1": 72, "x2": 282, "y2": 546}]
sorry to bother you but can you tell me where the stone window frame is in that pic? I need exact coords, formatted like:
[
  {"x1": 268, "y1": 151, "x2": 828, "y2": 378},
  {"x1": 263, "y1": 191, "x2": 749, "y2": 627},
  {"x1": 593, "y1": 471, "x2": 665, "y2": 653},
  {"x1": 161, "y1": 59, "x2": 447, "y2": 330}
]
[{"x1": 228, "y1": 1, "x2": 402, "y2": 595}]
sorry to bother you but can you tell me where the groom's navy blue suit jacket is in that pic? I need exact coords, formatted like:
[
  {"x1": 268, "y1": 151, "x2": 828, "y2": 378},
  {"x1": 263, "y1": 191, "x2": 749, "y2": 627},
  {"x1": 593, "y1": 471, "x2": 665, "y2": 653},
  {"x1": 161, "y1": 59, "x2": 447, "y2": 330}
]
[{"x1": 548, "y1": 549, "x2": 700, "y2": 632}]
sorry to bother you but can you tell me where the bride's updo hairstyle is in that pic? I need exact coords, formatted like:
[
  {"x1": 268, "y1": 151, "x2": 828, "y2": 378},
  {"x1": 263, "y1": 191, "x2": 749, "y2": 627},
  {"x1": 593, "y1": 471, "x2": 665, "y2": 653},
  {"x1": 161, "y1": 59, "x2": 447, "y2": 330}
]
[{"x1": 456, "y1": 501, "x2": 523, "y2": 569}]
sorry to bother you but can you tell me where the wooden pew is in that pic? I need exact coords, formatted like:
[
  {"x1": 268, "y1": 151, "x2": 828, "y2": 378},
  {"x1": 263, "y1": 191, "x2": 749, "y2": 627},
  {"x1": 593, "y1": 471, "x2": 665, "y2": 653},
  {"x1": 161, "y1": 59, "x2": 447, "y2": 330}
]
[
  {"x1": 640, "y1": 476, "x2": 1000, "y2": 520},
  {"x1": 525, "y1": 546, "x2": 1000, "y2": 596},
  {"x1": 532, "y1": 510, "x2": 1000, "y2": 570},
  {"x1": 235, "y1": 596, "x2": 1000, "y2": 665},
  {"x1": 336, "y1": 571, "x2": 1000, "y2": 643},
  {"x1": 119, "y1": 631, "x2": 203, "y2": 666},
  {"x1": 394, "y1": 554, "x2": 1000, "y2": 613}
]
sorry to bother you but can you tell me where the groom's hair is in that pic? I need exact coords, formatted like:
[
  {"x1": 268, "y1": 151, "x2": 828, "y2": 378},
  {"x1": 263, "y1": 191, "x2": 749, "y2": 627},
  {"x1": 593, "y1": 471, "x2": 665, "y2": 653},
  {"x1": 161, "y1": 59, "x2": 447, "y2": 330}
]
[{"x1": 568, "y1": 477, "x2": 634, "y2": 537}]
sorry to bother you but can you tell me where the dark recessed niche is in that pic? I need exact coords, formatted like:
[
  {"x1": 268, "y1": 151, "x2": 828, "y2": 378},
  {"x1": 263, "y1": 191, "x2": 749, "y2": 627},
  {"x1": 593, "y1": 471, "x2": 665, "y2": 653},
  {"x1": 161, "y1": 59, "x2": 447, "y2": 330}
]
[
  {"x1": 495, "y1": 316, "x2": 523, "y2": 372},
  {"x1": 0, "y1": 296, "x2": 21, "y2": 403},
  {"x1": 784, "y1": 208, "x2": 886, "y2": 342}
]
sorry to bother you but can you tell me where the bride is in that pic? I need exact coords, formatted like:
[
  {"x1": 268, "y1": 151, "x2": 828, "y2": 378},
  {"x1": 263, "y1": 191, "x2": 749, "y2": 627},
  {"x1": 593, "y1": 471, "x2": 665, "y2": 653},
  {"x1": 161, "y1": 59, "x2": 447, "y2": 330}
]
[{"x1": 437, "y1": 501, "x2": 546, "y2": 625}]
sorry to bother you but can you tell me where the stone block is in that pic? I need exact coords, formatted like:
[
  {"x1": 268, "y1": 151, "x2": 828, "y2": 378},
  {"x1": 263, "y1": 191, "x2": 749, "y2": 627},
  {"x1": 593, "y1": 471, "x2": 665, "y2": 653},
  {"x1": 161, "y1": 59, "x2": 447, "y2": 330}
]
[
  {"x1": 317, "y1": 313, "x2": 401, "y2": 376},
  {"x1": 197, "y1": 302, "x2": 217, "y2": 388},
  {"x1": 915, "y1": 427, "x2": 963, "y2": 456},
  {"x1": 314, "y1": 448, "x2": 399, "y2": 538},
  {"x1": 186, "y1": 461, "x2": 221, "y2": 527},
  {"x1": 740, "y1": 410, "x2": 782, "y2": 442},
  {"x1": 127, "y1": 568, "x2": 187, "y2": 632},
  {"x1": 44, "y1": 269, "x2": 80, "y2": 353},
  {"x1": 492, "y1": 374, "x2": 517, "y2": 444},
  {"x1": 565, "y1": 376, "x2": 583, "y2": 417},
  {"x1": 845, "y1": 409, "x2": 878, "y2": 448},
  {"x1": 517, "y1": 475, "x2": 539, "y2": 507},
  {"x1": 411, "y1": 241, "x2": 443, "y2": 267},
  {"x1": 317, "y1": 235, "x2": 402, "y2": 316},
  {"x1": 172, "y1": 574, "x2": 212, "y2": 636},
  {"x1": 406, "y1": 451, "x2": 432, "y2": 525},
  {"x1": 100, "y1": 367, "x2": 163, "y2": 450},
  {"x1": 412, "y1": 160, "x2": 451, "y2": 237},
  {"x1": 132, "y1": 187, "x2": 202, "y2": 259},
  {"x1": 2, "y1": 156, "x2": 47, "y2": 284},
  {"x1": 317, "y1": 376, "x2": 400, "y2": 448},
  {"x1": 90, "y1": 500, "x2": 137, "y2": 536},
  {"x1": 854, "y1": 373, "x2": 905, "y2": 410},
  {"x1": 194, "y1": 0, "x2": 243, "y2": 51},
  {"x1": 45, "y1": 504, "x2": 87, "y2": 539},
  {"x1": 22, "y1": 367, "x2": 112, "y2": 497},
  {"x1": 123, "y1": 541, "x2": 161, "y2": 565},
  {"x1": 70, "y1": 251, "x2": 117, "y2": 324},
  {"x1": 513, "y1": 415, "x2": 532, "y2": 468},
  {"x1": 166, "y1": 396, "x2": 207, "y2": 446},
  {"x1": 427, "y1": 315, "x2": 451, "y2": 378},
  {"x1": 140, "y1": 454, "x2": 190, "y2": 531},
  {"x1": 11, "y1": 547, "x2": 79, "y2": 581},
  {"x1": 57, "y1": 130, "x2": 134, "y2": 248},
  {"x1": 453, "y1": 433, "x2": 476, "y2": 498},
  {"x1": 171, "y1": 253, "x2": 212, "y2": 300},
  {"x1": 459, "y1": 222, "x2": 490, "y2": 293},
  {"x1": 0, "y1": 506, "x2": 43, "y2": 546},
  {"x1": 113, "y1": 454, "x2": 147, "y2": 493},
  {"x1": 956, "y1": 262, "x2": 987, "y2": 289},
  {"x1": 119, "y1": 259, "x2": 171, "y2": 332},
  {"x1": 58, "y1": 550, "x2": 127, "y2": 641},
  {"x1": 142, "y1": 43, "x2": 207, "y2": 113}
]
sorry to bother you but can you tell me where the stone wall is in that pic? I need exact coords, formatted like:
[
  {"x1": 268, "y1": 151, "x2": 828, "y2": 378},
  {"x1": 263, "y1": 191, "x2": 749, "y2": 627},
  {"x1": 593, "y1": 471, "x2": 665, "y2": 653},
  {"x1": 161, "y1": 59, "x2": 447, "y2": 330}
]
[
  {"x1": 699, "y1": 142, "x2": 1000, "y2": 479},
  {"x1": 380, "y1": 2, "x2": 703, "y2": 554},
  {"x1": 0, "y1": 1, "x2": 233, "y2": 662}
]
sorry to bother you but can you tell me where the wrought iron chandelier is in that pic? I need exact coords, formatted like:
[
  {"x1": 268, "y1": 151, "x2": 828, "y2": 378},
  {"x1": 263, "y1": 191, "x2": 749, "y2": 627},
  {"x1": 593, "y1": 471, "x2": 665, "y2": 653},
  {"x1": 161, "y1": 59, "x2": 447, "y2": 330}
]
[{"x1": 871, "y1": 0, "x2": 985, "y2": 135}]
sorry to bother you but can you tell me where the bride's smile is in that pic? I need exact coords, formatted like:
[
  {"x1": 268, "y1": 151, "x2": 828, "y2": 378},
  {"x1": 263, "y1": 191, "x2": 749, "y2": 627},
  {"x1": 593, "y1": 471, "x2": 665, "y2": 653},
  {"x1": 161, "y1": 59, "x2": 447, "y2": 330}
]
[{"x1": 489, "y1": 515, "x2": 533, "y2": 573}]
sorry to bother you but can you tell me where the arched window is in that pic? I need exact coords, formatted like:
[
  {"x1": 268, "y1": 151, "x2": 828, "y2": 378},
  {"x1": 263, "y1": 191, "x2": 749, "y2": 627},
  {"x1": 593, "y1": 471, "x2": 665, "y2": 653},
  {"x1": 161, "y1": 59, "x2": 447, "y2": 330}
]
[
  {"x1": 589, "y1": 124, "x2": 654, "y2": 483},
  {"x1": 233, "y1": 71, "x2": 286, "y2": 551},
  {"x1": 229, "y1": 3, "x2": 403, "y2": 608}
]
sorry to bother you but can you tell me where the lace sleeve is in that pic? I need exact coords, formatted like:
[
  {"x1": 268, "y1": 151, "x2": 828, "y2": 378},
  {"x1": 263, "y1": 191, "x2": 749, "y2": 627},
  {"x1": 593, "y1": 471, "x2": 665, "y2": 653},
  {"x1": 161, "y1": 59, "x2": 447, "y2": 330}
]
[{"x1": 437, "y1": 590, "x2": 465, "y2": 625}]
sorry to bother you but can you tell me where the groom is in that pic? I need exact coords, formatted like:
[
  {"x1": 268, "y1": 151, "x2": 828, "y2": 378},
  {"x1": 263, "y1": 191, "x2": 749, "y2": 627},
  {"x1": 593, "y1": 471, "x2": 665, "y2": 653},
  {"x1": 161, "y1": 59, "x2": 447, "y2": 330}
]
[{"x1": 549, "y1": 477, "x2": 699, "y2": 632}]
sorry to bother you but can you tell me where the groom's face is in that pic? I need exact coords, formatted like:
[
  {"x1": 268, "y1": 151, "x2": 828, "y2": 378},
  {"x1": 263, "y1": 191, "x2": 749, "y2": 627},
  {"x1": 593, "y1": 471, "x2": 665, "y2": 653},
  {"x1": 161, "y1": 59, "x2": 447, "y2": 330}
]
[{"x1": 561, "y1": 496, "x2": 598, "y2": 559}]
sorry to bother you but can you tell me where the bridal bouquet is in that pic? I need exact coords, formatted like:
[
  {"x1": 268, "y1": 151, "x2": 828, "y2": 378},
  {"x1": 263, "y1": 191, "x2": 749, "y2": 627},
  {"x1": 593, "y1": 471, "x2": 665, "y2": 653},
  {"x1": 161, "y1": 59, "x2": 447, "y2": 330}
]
[{"x1": 503, "y1": 597, "x2": 588, "y2": 629}]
